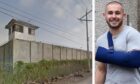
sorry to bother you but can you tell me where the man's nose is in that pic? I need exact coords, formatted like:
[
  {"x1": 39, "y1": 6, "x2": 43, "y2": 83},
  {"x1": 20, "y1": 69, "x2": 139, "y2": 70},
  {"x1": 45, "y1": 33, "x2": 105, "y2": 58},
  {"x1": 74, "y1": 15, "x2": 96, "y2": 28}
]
[{"x1": 112, "y1": 13, "x2": 116, "y2": 18}]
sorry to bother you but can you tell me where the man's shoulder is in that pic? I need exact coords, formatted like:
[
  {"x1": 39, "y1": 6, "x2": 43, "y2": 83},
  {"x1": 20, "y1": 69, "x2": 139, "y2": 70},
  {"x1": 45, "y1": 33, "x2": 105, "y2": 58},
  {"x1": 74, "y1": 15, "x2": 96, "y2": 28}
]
[
  {"x1": 124, "y1": 26, "x2": 140, "y2": 51},
  {"x1": 124, "y1": 26, "x2": 140, "y2": 37},
  {"x1": 96, "y1": 32, "x2": 108, "y2": 49},
  {"x1": 97, "y1": 32, "x2": 107, "y2": 42},
  {"x1": 125, "y1": 26, "x2": 139, "y2": 33}
]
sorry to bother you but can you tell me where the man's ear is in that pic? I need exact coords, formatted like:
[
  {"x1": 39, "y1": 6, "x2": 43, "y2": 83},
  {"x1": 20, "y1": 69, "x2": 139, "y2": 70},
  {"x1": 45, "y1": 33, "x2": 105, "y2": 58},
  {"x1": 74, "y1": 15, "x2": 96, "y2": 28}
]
[
  {"x1": 103, "y1": 13, "x2": 105, "y2": 17},
  {"x1": 123, "y1": 13, "x2": 126, "y2": 17}
]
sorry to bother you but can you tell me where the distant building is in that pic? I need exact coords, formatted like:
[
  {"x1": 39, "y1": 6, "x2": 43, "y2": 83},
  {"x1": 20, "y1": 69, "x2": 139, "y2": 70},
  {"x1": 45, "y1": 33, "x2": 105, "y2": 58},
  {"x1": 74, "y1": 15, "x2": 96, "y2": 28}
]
[{"x1": 5, "y1": 19, "x2": 39, "y2": 41}]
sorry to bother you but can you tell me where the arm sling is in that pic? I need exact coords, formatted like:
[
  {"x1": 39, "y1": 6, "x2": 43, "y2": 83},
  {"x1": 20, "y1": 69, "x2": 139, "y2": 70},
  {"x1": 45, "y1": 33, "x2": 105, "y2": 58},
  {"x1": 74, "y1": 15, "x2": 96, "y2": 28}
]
[{"x1": 95, "y1": 31, "x2": 140, "y2": 68}]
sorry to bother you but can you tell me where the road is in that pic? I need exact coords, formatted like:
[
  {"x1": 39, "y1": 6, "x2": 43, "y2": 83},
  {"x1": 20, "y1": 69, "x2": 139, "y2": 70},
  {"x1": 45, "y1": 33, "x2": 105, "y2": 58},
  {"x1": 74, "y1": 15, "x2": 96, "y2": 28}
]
[
  {"x1": 53, "y1": 74, "x2": 92, "y2": 84},
  {"x1": 74, "y1": 75, "x2": 92, "y2": 84}
]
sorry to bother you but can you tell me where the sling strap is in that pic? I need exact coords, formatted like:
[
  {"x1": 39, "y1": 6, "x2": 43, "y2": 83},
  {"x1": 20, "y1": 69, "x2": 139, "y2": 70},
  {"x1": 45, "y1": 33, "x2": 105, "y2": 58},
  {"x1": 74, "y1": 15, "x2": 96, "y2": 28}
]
[
  {"x1": 95, "y1": 31, "x2": 140, "y2": 68},
  {"x1": 107, "y1": 31, "x2": 114, "y2": 51}
]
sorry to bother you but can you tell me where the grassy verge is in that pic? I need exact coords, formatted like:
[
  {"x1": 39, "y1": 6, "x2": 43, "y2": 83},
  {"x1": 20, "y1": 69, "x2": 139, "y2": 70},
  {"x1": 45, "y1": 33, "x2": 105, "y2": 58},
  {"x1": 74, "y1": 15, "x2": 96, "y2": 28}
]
[{"x1": 0, "y1": 59, "x2": 89, "y2": 84}]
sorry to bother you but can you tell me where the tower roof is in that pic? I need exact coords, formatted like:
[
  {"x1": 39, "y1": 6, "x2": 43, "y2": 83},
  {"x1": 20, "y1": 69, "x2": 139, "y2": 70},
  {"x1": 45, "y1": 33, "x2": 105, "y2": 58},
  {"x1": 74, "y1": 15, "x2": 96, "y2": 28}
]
[{"x1": 5, "y1": 19, "x2": 39, "y2": 29}]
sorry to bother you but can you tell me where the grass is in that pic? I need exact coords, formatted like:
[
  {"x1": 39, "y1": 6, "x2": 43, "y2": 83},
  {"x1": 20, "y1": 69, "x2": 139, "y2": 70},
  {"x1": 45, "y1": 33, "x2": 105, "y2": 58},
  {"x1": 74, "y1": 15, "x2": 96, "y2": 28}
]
[{"x1": 0, "y1": 59, "x2": 89, "y2": 84}]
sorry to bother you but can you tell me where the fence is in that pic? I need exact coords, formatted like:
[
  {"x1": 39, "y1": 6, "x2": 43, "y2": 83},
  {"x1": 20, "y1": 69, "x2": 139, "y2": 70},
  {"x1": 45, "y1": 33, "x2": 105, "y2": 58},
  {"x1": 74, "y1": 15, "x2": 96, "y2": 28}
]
[{"x1": 0, "y1": 39, "x2": 92, "y2": 66}]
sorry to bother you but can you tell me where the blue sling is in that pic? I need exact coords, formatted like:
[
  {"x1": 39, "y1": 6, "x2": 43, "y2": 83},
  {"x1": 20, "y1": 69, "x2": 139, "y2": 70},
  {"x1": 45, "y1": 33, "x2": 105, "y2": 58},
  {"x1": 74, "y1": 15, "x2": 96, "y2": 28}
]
[{"x1": 95, "y1": 31, "x2": 140, "y2": 68}]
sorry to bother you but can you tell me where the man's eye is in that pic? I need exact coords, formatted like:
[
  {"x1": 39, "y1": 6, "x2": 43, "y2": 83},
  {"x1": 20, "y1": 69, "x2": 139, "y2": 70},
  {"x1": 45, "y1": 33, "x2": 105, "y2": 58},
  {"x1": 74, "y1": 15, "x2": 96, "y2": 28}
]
[
  {"x1": 108, "y1": 11, "x2": 113, "y2": 14},
  {"x1": 115, "y1": 11, "x2": 121, "y2": 15}
]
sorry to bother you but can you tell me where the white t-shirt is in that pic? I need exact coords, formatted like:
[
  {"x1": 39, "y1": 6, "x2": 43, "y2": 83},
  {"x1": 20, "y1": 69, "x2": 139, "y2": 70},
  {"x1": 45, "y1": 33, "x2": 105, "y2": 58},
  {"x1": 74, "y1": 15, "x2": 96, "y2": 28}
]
[{"x1": 96, "y1": 26, "x2": 140, "y2": 84}]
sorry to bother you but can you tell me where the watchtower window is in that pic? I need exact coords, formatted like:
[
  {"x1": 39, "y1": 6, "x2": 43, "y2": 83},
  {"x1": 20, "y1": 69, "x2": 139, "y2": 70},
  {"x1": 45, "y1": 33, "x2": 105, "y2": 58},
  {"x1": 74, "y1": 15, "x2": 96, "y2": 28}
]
[
  {"x1": 28, "y1": 28, "x2": 35, "y2": 35},
  {"x1": 12, "y1": 24, "x2": 23, "y2": 33}
]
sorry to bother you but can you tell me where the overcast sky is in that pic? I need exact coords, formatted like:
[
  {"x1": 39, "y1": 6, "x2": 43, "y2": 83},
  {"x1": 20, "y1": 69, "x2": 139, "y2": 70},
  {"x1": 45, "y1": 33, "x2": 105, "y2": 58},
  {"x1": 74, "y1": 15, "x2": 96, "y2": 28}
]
[{"x1": 0, "y1": 0, "x2": 92, "y2": 50}]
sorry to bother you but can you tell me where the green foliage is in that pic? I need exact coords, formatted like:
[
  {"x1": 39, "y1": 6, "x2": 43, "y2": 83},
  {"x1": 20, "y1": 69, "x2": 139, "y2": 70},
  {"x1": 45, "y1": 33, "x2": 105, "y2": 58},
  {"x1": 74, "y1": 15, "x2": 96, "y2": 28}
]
[{"x1": 0, "y1": 59, "x2": 89, "y2": 84}]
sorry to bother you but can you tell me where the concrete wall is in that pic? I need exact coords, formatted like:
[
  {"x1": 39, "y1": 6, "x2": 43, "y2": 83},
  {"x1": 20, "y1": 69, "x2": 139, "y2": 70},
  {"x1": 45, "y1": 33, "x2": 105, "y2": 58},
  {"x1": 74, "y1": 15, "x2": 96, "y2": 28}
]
[
  {"x1": 0, "y1": 45, "x2": 4, "y2": 65},
  {"x1": 13, "y1": 39, "x2": 30, "y2": 63},
  {"x1": 67, "y1": 48, "x2": 73, "y2": 60},
  {"x1": 30, "y1": 42, "x2": 43, "y2": 62},
  {"x1": 77, "y1": 50, "x2": 81, "y2": 60},
  {"x1": 60, "y1": 47, "x2": 67, "y2": 60},
  {"x1": 52, "y1": 45, "x2": 61, "y2": 60},
  {"x1": 137, "y1": 0, "x2": 140, "y2": 31},
  {"x1": 95, "y1": 0, "x2": 138, "y2": 39},
  {"x1": 12, "y1": 39, "x2": 91, "y2": 64},
  {"x1": 72, "y1": 48, "x2": 77, "y2": 60},
  {"x1": 0, "y1": 39, "x2": 91, "y2": 68},
  {"x1": 0, "y1": 40, "x2": 13, "y2": 70},
  {"x1": 43, "y1": 43, "x2": 53, "y2": 60}
]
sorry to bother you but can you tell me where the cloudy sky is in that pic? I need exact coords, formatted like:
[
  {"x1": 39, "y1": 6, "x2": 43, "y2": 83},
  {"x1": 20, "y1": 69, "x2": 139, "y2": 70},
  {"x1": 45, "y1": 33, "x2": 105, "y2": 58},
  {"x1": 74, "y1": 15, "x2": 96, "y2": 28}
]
[{"x1": 0, "y1": 0, "x2": 92, "y2": 50}]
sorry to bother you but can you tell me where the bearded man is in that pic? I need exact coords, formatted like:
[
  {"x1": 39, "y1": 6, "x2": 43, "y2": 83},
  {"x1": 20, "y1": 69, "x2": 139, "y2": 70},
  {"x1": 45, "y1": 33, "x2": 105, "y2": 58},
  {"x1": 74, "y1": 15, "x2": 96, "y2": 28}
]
[{"x1": 95, "y1": 1, "x2": 140, "y2": 84}]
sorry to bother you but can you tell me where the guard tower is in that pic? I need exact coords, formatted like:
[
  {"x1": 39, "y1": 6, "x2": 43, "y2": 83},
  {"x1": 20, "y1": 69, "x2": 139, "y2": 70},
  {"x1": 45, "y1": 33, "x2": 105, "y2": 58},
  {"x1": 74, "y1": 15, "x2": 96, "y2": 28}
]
[{"x1": 5, "y1": 19, "x2": 39, "y2": 41}]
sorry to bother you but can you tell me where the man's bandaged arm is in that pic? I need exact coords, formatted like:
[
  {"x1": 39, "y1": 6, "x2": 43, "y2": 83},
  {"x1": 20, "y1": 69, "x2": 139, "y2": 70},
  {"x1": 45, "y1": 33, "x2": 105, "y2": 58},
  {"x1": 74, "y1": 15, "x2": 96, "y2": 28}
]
[{"x1": 95, "y1": 47, "x2": 140, "y2": 68}]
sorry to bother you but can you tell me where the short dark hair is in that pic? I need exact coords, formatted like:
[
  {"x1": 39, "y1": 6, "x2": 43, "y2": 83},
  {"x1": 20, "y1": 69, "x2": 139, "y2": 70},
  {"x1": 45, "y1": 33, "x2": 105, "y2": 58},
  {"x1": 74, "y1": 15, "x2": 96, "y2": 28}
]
[
  {"x1": 106, "y1": 1, "x2": 123, "y2": 7},
  {"x1": 105, "y1": 1, "x2": 124, "y2": 12}
]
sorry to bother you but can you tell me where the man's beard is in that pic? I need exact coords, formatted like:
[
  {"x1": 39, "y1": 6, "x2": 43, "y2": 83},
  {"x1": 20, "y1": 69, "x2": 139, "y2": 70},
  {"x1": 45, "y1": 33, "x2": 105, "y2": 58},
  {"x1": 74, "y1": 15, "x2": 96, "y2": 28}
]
[{"x1": 106, "y1": 20, "x2": 123, "y2": 30}]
